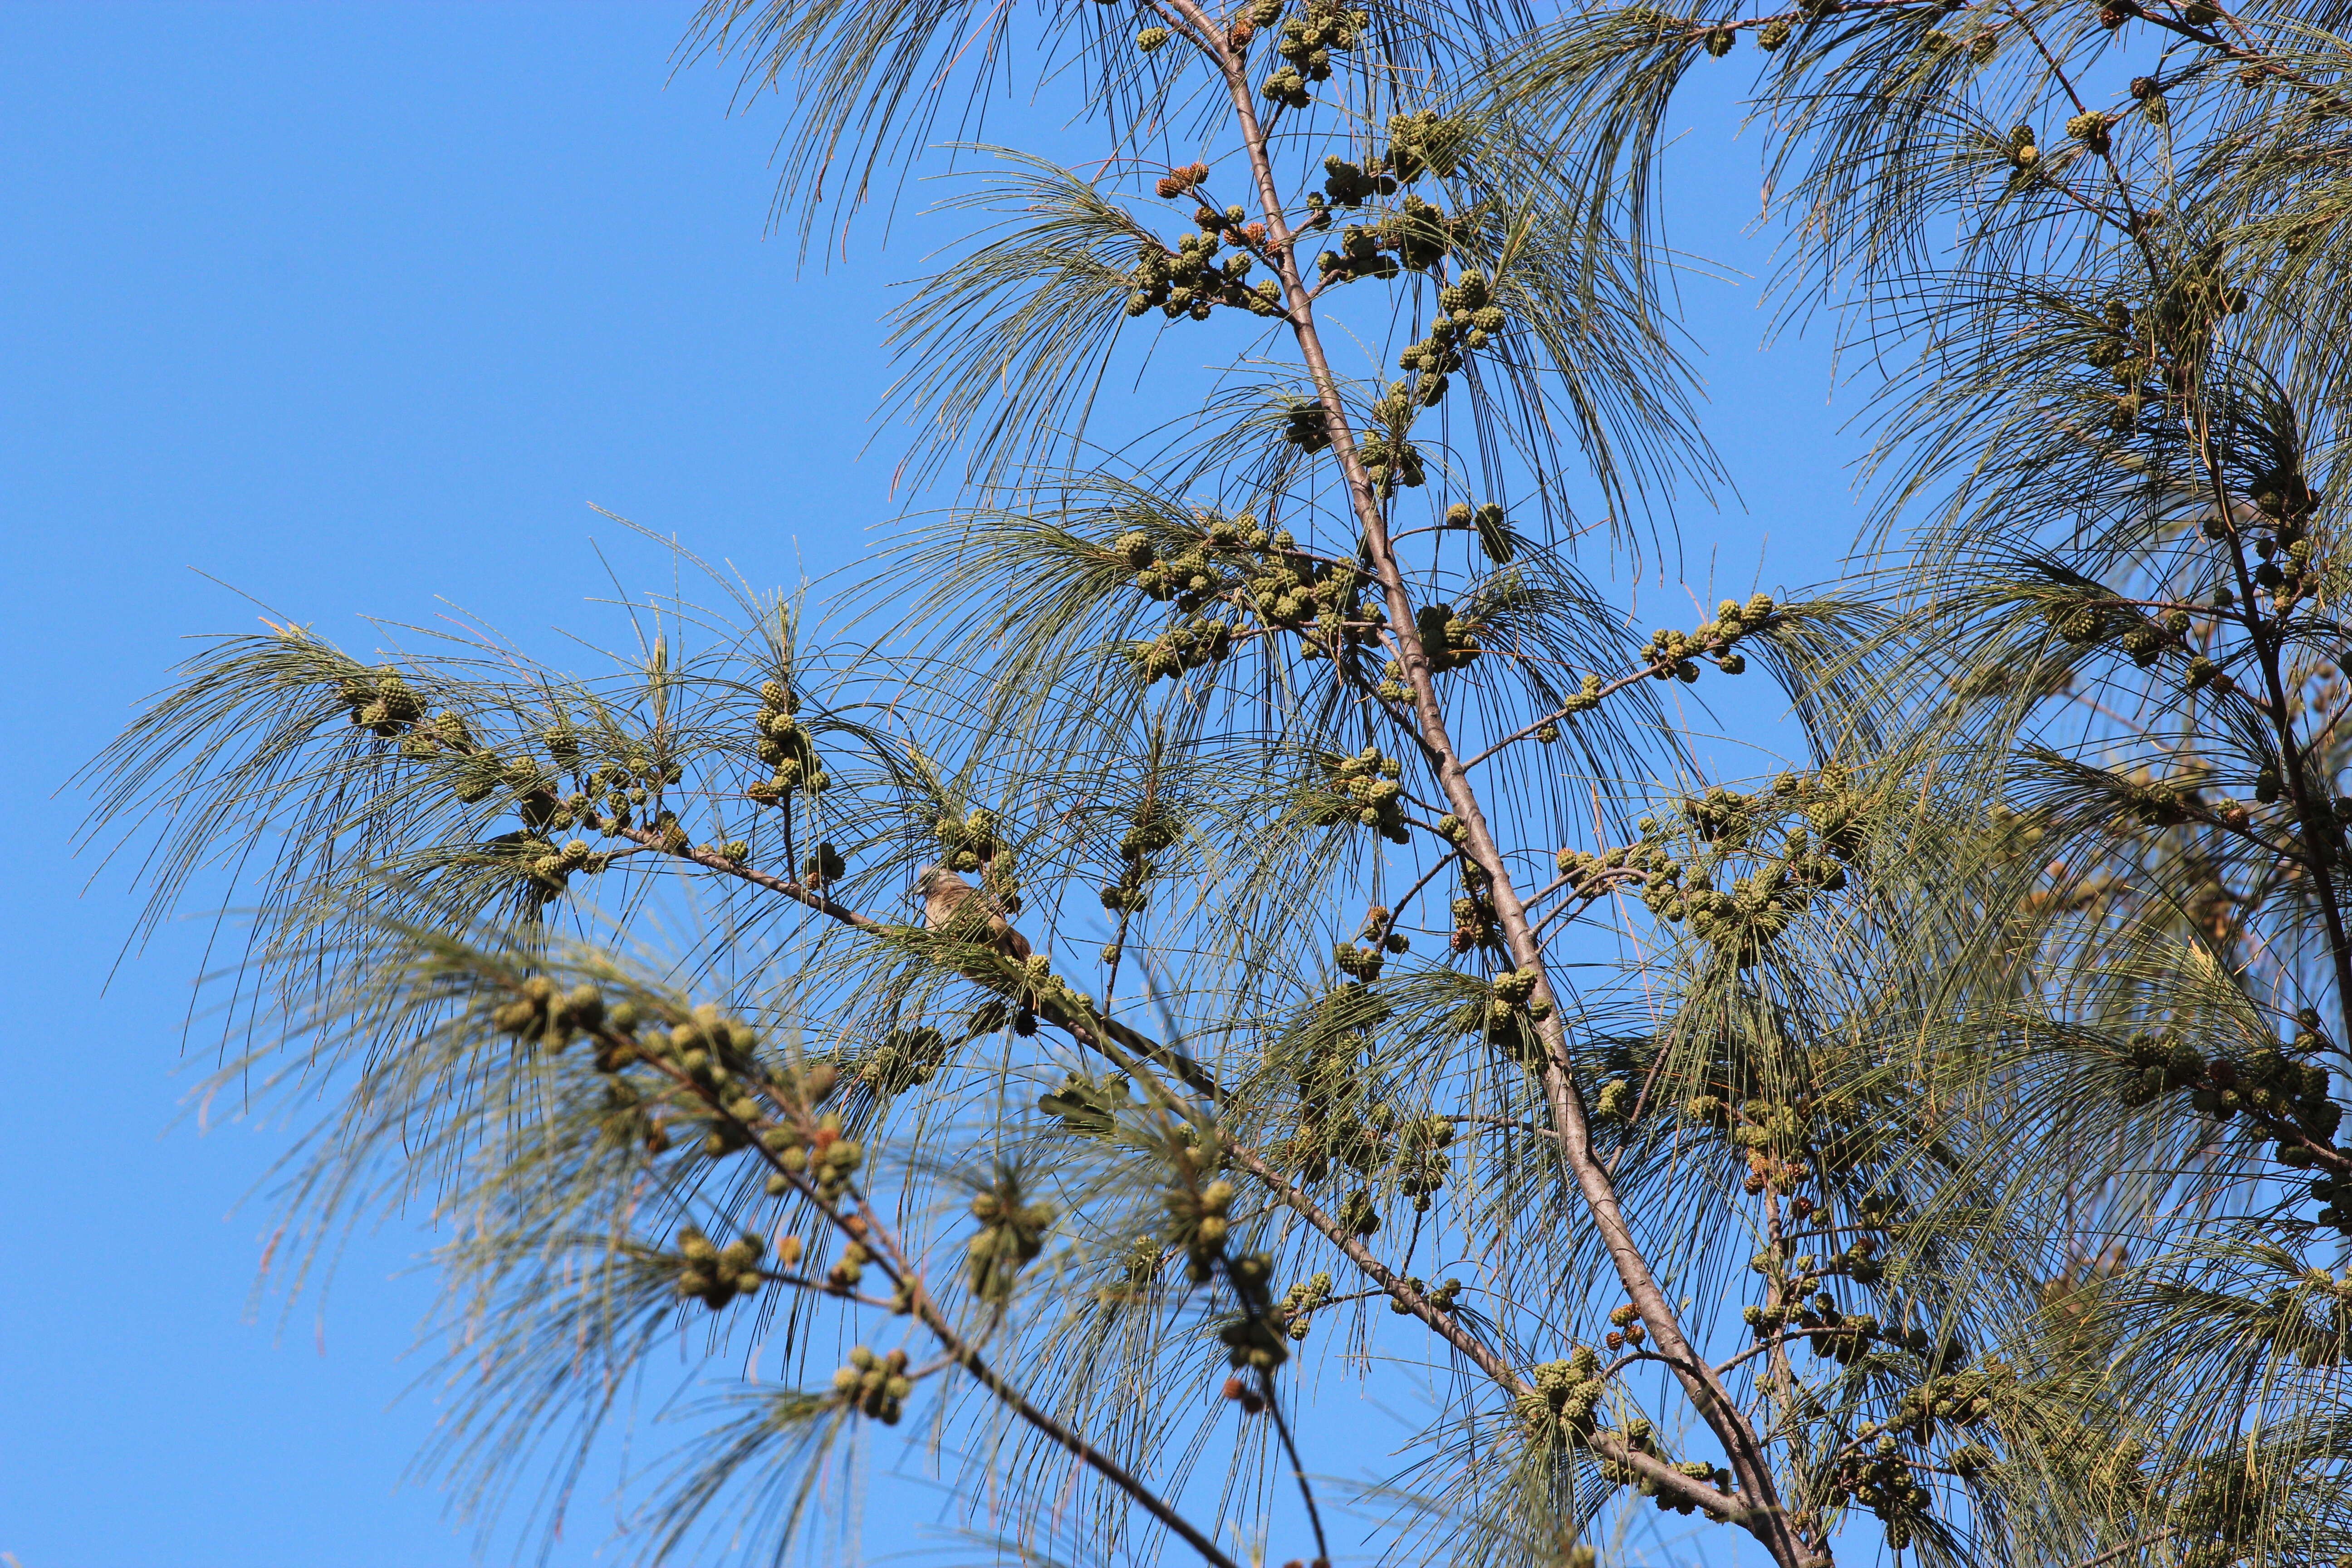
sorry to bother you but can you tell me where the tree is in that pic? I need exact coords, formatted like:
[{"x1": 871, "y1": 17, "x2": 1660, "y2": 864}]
[{"x1": 78, "y1": 0, "x2": 2352, "y2": 1565}]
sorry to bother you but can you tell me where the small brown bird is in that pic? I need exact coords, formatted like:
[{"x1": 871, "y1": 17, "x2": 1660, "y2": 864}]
[{"x1": 912, "y1": 864, "x2": 1033, "y2": 962}]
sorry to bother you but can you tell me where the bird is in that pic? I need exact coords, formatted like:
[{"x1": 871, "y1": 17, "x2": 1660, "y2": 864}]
[{"x1": 912, "y1": 864, "x2": 1033, "y2": 962}]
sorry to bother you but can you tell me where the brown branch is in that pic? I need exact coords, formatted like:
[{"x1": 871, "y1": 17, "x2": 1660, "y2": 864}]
[
  {"x1": 599, "y1": 1018, "x2": 1241, "y2": 1568},
  {"x1": 1222, "y1": 1142, "x2": 1751, "y2": 1523},
  {"x1": 612, "y1": 823, "x2": 1228, "y2": 1100},
  {"x1": 1120, "y1": 11, "x2": 1807, "y2": 1556},
  {"x1": 2188, "y1": 409, "x2": 2352, "y2": 1049},
  {"x1": 1463, "y1": 641, "x2": 1755, "y2": 770},
  {"x1": 2071, "y1": 1528, "x2": 2180, "y2": 1568},
  {"x1": 613, "y1": 823, "x2": 880, "y2": 928}
]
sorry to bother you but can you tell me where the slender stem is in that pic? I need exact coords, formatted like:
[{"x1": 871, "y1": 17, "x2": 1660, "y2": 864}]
[
  {"x1": 1259, "y1": 1379, "x2": 1328, "y2": 1565},
  {"x1": 1444, "y1": 1112, "x2": 1563, "y2": 1140},
  {"x1": 2000, "y1": 5, "x2": 2160, "y2": 272},
  {"x1": 747, "y1": 1270, "x2": 902, "y2": 1310},
  {"x1": 1371, "y1": 850, "x2": 1461, "y2": 948},
  {"x1": 615, "y1": 823, "x2": 879, "y2": 928},
  {"x1": 2072, "y1": 1529, "x2": 2180, "y2": 1568},
  {"x1": 1220, "y1": 1245, "x2": 1333, "y2": 1568},
  {"x1": 586, "y1": 1017, "x2": 1240, "y2": 1568},
  {"x1": 2189, "y1": 397, "x2": 2352, "y2": 1044},
  {"x1": 1205, "y1": 1232, "x2": 1330, "y2": 1561},
  {"x1": 1712, "y1": 1326, "x2": 1891, "y2": 1380},
  {"x1": 916, "y1": 1304, "x2": 1242, "y2": 1568},
  {"x1": 1532, "y1": 871, "x2": 1648, "y2": 946},
  {"x1": 1759, "y1": 1191, "x2": 1803, "y2": 1446},
  {"x1": 1464, "y1": 645, "x2": 1737, "y2": 769},
  {"x1": 1223, "y1": 1142, "x2": 1747, "y2": 1522},
  {"x1": 1105, "y1": 18, "x2": 1803, "y2": 1557}
]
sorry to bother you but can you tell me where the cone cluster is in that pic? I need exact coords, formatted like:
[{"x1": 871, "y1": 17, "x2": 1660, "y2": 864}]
[
  {"x1": 675, "y1": 1224, "x2": 766, "y2": 1311},
  {"x1": 831, "y1": 1346, "x2": 913, "y2": 1422}
]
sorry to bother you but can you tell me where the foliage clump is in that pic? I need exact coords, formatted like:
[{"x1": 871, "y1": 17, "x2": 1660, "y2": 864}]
[{"x1": 75, "y1": 0, "x2": 2352, "y2": 1565}]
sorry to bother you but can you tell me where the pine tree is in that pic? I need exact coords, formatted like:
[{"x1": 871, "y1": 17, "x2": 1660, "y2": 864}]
[{"x1": 78, "y1": 0, "x2": 2352, "y2": 1566}]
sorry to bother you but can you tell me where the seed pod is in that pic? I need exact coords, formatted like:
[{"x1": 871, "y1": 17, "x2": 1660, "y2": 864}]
[
  {"x1": 2067, "y1": 109, "x2": 2112, "y2": 153},
  {"x1": 1474, "y1": 503, "x2": 1512, "y2": 563}
]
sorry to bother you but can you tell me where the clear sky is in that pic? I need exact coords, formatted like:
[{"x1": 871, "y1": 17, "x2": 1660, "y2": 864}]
[{"x1": 1, "y1": 5, "x2": 1860, "y2": 1566}]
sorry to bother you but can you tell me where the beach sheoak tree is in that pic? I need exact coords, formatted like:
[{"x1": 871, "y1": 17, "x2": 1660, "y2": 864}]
[{"x1": 79, "y1": 0, "x2": 2352, "y2": 1564}]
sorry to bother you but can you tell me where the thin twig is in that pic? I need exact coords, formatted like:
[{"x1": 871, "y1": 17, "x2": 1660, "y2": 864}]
[{"x1": 2070, "y1": 1529, "x2": 2180, "y2": 1568}]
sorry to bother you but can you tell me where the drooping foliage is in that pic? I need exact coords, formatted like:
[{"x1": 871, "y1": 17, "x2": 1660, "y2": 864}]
[{"x1": 77, "y1": 0, "x2": 2352, "y2": 1565}]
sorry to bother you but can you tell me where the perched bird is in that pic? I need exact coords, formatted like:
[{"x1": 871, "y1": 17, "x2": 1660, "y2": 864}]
[{"x1": 912, "y1": 864, "x2": 1032, "y2": 962}]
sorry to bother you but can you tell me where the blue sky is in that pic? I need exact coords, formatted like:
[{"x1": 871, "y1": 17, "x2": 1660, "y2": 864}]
[{"x1": 2, "y1": 5, "x2": 1861, "y2": 1565}]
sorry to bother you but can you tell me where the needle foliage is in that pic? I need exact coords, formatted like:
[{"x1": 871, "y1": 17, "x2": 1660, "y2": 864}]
[{"x1": 78, "y1": 0, "x2": 2352, "y2": 1565}]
